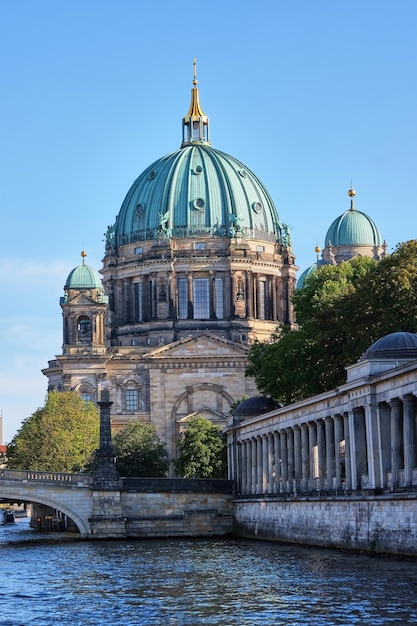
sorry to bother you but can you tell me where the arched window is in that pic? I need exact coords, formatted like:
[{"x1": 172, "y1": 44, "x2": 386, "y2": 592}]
[
  {"x1": 77, "y1": 316, "x2": 92, "y2": 343},
  {"x1": 79, "y1": 386, "x2": 93, "y2": 403}
]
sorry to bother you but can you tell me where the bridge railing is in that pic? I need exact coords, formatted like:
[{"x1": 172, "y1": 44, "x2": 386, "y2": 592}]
[{"x1": 0, "y1": 469, "x2": 93, "y2": 487}]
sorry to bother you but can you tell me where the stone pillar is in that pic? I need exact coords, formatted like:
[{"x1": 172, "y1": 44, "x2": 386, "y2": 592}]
[
  {"x1": 256, "y1": 436, "x2": 263, "y2": 494},
  {"x1": 389, "y1": 398, "x2": 401, "y2": 489},
  {"x1": 280, "y1": 429, "x2": 288, "y2": 493},
  {"x1": 262, "y1": 434, "x2": 268, "y2": 494},
  {"x1": 403, "y1": 394, "x2": 416, "y2": 486},
  {"x1": 94, "y1": 389, "x2": 119, "y2": 489},
  {"x1": 273, "y1": 432, "x2": 280, "y2": 493},
  {"x1": 343, "y1": 412, "x2": 352, "y2": 491},
  {"x1": 250, "y1": 438, "x2": 257, "y2": 495},
  {"x1": 333, "y1": 414, "x2": 344, "y2": 491},
  {"x1": 293, "y1": 425, "x2": 301, "y2": 494},
  {"x1": 287, "y1": 429, "x2": 294, "y2": 493},
  {"x1": 245, "y1": 440, "x2": 252, "y2": 495},
  {"x1": 301, "y1": 424, "x2": 309, "y2": 492},
  {"x1": 364, "y1": 401, "x2": 384, "y2": 489},
  {"x1": 316, "y1": 420, "x2": 326, "y2": 492},
  {"x1": 325, "y1": 417, "x2": 335, "y2": 491},
  {"x1": 267, "y1": 434, "x2": 275, "y2": 493},
  {"x1": 308, "y1": 422, "x2": 317, "y2": 491}
]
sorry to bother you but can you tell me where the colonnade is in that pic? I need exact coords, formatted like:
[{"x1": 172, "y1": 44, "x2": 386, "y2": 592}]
[{"x1": 228, "y1": 394, "x2": 417, "y2": 496}]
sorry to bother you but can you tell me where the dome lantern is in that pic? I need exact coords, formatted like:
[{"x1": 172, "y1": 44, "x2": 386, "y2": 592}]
[{"x1": 181, "y1": 59, "x2": 211, "y2": 148}]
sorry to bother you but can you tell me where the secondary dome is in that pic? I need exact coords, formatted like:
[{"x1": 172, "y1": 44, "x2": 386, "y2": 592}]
[
  {"x1": 324, "y1": 188, "x2": 382, "y2": 248},
  {"x1": 65, "y1": 252, "x2": 103, "y2": 290},
  {"x1": 296, "y1": 261, "x2": 320, "y2": 289},
  {"x1": 360, "y1": 332, "x2": 417, "y2": 361},
  {"x1": 233, "y1": 396, "x2": 280, "y2": 420},
  {"x1": 109, "y1": 67, "x2": 283, "y2": 249}
]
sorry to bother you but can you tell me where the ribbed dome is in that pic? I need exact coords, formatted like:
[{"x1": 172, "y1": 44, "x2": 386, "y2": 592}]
[
  {"x1": 65, "y1": 263, "x2": 103, "y2": 290},
  {"x1": 360, "y1": 332, "x2": 417, "y2": 361},
  {"x1": 325, "y1": 208, "x2": 382, "y2": 247},
  {"x1": 114, "y1": 145, "x2": 282, "y2": 247},
  {"x1": 297, "y1": 262, "x2": 319, "y2": 289}
]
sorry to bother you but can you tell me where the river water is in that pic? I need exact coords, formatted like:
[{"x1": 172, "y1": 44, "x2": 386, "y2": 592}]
[{"x1": 1, "y1": 518, "x2": 417, "y2": 625}]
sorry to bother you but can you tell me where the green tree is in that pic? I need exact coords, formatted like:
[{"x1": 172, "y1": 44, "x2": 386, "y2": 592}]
[
  {"x1": 112, "y1": 421, "x2": 169, "y2": 477},
  {"x1": 7, "y1": 391, "x2": 99, "y2": 472},
  {"x1": 246, "y1": 241, "x2": 417, "y2": 404},
  {"x1": 174, "y1": 416, "x2": 227, "y2": 478}
]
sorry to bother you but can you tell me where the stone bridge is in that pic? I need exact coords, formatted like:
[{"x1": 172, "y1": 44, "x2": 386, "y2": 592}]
[{"x1": 0, "y1": 469, "x2": 234, "y2": 539}]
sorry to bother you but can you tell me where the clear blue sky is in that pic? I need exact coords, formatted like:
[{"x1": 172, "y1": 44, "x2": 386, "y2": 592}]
[{"x1": 0, "y1": 0, "x2": 416, "y2": 442}]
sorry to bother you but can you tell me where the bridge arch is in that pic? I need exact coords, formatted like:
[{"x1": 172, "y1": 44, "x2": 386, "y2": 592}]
[{"x1": 0, "y1": 484, "x2": 91, "y2": 538}]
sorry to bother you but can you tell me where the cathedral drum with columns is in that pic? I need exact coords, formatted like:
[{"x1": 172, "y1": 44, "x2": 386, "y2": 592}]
[{"x1": 42, "y1": 64, "x2": 298, "y2": 464}]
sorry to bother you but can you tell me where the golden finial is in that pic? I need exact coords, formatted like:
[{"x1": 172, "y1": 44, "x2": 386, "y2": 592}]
[
  {"x1": 81, "y1": 250, "x2": 87, "y2": 265},
  {"x1": 348, "y1": 185, "x2": 356, "y2": 210},
  {"x1": 193, "y1": 58, "x2": 198, "y2": 86},
  {"x1": 315, "y1": 245, "x2": 321, "y2": 255}
]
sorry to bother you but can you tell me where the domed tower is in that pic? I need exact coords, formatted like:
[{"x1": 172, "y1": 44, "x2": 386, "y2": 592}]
[
  {"x1": 322, "y1": 187, "x2": 386, "y2": 265},
  {"x1": 102, "y1": 63, "x2": 297, "y2": 347},
  {"x1": 60, "y1": 251, "x2": 108, "y2": 353}
]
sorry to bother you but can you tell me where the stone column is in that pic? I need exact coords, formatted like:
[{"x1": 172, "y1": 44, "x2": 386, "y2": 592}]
[
  {"x1": 308, "y1": 422, "x2": 317, "y2": 491},
  {"x1": 287, "y1": 429, "x2": 294, "y2": 493},
  {"x1": 364, "y1": 401, "x2": 384, "y2": 489},
  {"x1": 301, "y1": 424, "x2": 309, "y2": 492},
  {"x1": 245, "y1": 440, "x2": 251, "y2": 495},
  {"x1": 267, "y1": 434, "x2": 275, "y2": 493},
  {"x1": 293, "y1": 425, "x2": 301, "y2": 494},
  {"x1": 256, "y1": 436, "x2": 263, "y2": 494},
  {"x1": 273, "y1": 432, "x2": 280, "y2": 493},
  {"x1": 262, "y1": 434, "x2": 269, "y2": 494},
  {"x1": 325, "y1": 417, "x2": 335, "y2": 491},
  {"x1": 317, "y1": 420, "x2": 326, "y2": 492},
  {"x1": 403, "y1": 394, "x2": 416, "y2": 486},
  {"x1": 343, "y1": 413, "x2": 352, "y2": 491},
  {"x1": 251, "y1": 438, "x2": 257, "y2": 495},
  {"x1": 280, "y1": 429, "x2": 288, "y2": 493},
  {"x1": 389, "y1": 398, "x2": 401, "y2": 489},
  {"x1": 333, "y1": 414, "x2": 344, "y2": 491}
]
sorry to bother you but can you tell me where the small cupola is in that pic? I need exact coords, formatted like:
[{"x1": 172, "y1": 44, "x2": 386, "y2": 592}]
[{"x1": 181, "y1": 59, "x2": 211, "y2": 147}]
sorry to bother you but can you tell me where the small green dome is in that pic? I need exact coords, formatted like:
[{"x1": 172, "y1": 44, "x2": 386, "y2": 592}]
[
  {"x1": 296, "y1": 262, "x2": 320, "y2": 289},
  {"x1": 65, "y1": 263, "x2": 103, "y2": 290},
  {"x1": 114, "y1": 145, "x2": 282, "y2": 246},
  {"x1": 324, "y1": 190, "x2": 382, "y2": 248}
]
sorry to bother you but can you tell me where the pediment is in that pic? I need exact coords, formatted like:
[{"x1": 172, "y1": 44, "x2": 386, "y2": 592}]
[
  {"x1": 177, "y1": 406, "x2": 226, "y2": 433},
  {"x1": 146, "y1": 332, "x2": 249, "y2": 360}
]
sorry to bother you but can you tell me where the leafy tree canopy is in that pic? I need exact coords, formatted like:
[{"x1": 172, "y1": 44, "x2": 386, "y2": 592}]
[
  {"x1": 247, "y1": 240, "x2": 417, "y2": 405},
  {"x1": 7, "y1": 391, "x2": 99, "y2": 472},
  {"x1": 174, "y1": 416, "x2": 227, "y2": 479},
  {"x1": 112, "y1": 421, "x2": 169, "y2": 477}
]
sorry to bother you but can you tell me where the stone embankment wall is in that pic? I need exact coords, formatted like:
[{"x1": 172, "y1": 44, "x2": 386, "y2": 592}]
[
  {"x1": 234, "y1": 494, "x2": 417, "y2": 557},
  {"x1": 89, "y1": 478, "x2": 234, "y2": 539}
]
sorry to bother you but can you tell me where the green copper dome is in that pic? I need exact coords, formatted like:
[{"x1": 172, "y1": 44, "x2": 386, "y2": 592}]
[
  {"x1": 109, "y1": 69, "x2": 283, "y2": 248},
  {"x1": 113, "y1": 146, "x2": 282, "y2": 246},
  {"x1": 296, "y1": 261, "x2": 320, "y2": 289},
  {"x1": 324, "y1": 189, "x2": 382, "y2": 248},
  {"x1": 65, "y1": 260, "x2": 103, "y2": 290}
]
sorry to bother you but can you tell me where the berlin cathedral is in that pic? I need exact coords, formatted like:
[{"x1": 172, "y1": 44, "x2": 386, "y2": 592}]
[{"x1": 42, "y1": 64, "x2": 385, "y2": 463}]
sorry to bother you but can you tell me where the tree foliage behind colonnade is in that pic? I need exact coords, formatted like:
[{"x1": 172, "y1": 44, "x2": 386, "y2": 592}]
[{"x1": 246, "y1": 240, "x2": 417, "y2": 405}]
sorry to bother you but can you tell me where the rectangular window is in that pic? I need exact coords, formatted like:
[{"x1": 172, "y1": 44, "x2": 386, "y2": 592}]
[
  {"x1": 135, "y1": 247, "x2": 143, "y2": 255},
  {"x1": 178, "y1": 278, "x2": 188, "y2": 320},
  {"x1": 125, "y1": 389, "x2": 138, "y2": 411},
  {"x1": 215, "y1": 277, "x2": 224, "y2": 319},
  {"x1": 195, "y1": 242, "x2": 206, "y2": 250},
  {"x1": 256, "y1": 245, "x2": 264, "y2": 252},
  {"x1": 193, "y1": 277, "x2": 210, "y2": 319}
]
